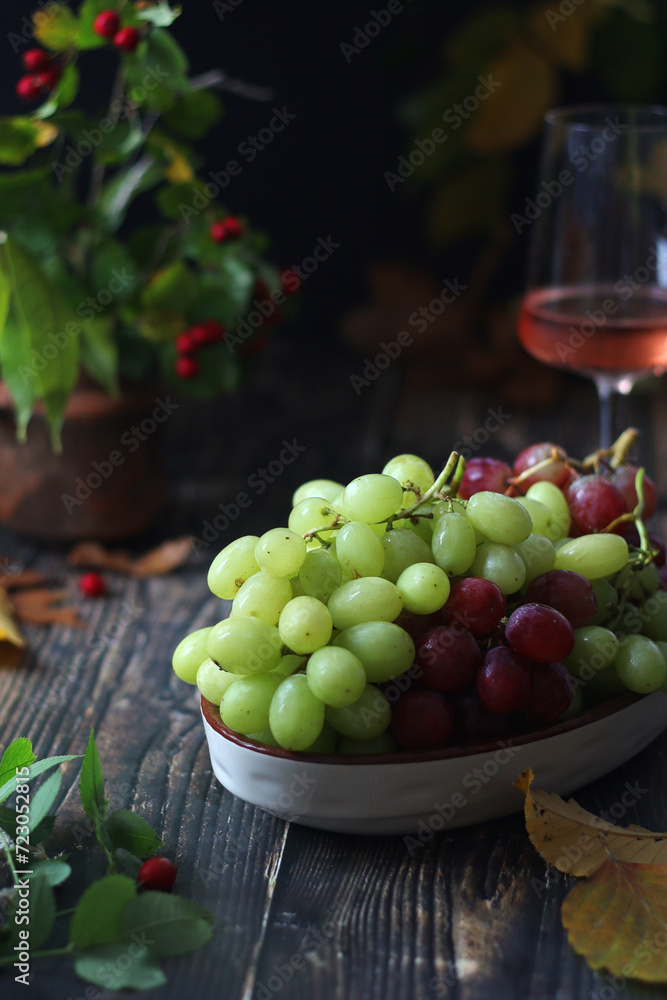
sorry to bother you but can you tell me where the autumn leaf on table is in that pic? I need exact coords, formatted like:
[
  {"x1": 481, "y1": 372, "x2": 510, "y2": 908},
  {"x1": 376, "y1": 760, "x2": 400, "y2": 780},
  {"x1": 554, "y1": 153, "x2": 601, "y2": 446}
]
[
  {"x1": 0, "y1": 587, "x2": 25, "y2": 667},
  {"x1": 9, "y1": 589, "x2": 86, "y2": 628},
  {"x1": 562, "y1": 858, "x2": 667, "y2": 982},
  {"x1": 67, "y1": 537, "x2": 192, "y2": 577},
  {"x1": 516, "y1": 769, "x2": 667, "y2": 876}
]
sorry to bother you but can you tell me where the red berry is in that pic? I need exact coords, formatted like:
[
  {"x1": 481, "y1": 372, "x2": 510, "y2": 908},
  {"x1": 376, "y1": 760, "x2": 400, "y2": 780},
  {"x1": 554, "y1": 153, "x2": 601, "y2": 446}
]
[
  {"x1": 210, "y1": 217, "x2": 243, "y2": 242},
  {"x1": 610, "y1": 465, "x2": 657, "y2": 521},
  {"x1": 191, "y1": 320, "x2": 225, "y2": 345},
  {"x1": 565, "y1": 474, "x2": 627, "y2": 536},
  {"x1": 523, "y1": 661, "x2": 574, "y2": 726},
  {"x1": 137, "y1": 857, "x2": 177, "y2": 892},
  {"x1": 476, "y1": 647, "x2": 531, "y2": 714},
  {"x1": 512, "y1": 442, "x2": 570, "y2": 492},
  {"x1": 176, "y1": 332, "x2": 195, "y2": 354},
  {"x1": 35, "y1": 66, "x2": 61, "y2": 92},
  {"x1": 457, "y1": 457, "x2": 512, "y2": 499},
  {"x1": 390, "y1": 690, "x2": 454, "y2": 751},
  {"x1": 280, "y1": 269, "x2": 301, "y2": 295},
  {"x1": 505, "y1": 603, "x2": 575, "y2": 663},
  {"x1": 113, "y1": 26, "x2": 140, "y2": 52},
  {"x1": 175, "y1": 356, "x2": 200, "y2": 379},
  {"x1": 16, "y1": 75, "x2": 45, "y2": 101},
  {"x1": 23, "y1": 49, "x2": 50, "y2": 72},
  {"x1": 525, "y1": 570, "x2": 597, "y2": 628},
  {"x1": 93, "y1": 10, "x2": 120, "y2": 38},
  {"x1": 79, "y1": 572, "x2": 106, "y2": 598},
  {"x1": 415, "y1": 625, "x2": 482, "y2": 693},
  {"x1": 442, "y1": 577, "x2": 506, "y2": 638}
]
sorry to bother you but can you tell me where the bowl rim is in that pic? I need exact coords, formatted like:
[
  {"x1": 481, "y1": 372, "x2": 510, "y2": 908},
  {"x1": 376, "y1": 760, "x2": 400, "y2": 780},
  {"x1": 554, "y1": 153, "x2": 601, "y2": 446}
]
[{"x1": 201, "y1": 692, "x2": 647, "y2": 766}]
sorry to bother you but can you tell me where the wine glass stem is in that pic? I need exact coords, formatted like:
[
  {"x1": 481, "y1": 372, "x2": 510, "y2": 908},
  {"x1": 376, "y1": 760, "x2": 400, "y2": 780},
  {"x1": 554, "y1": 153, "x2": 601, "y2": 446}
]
[{"x1": 595, "y1": 376, "x2": 618, "y2": 450}]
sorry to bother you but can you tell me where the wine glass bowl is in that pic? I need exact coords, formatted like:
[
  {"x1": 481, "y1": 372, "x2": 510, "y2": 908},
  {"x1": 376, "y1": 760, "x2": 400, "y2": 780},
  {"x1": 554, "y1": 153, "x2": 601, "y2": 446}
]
[{"x1": 518, "y1": 104, "x2": 667, "y2": 446}]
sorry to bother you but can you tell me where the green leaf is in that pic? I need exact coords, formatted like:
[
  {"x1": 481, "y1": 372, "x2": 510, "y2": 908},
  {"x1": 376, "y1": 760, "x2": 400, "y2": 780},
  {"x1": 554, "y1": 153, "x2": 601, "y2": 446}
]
[
  {"x1": 30, "y1": 814, "x2": 56, "y2": 845},
  {"x1": 98, "y1": 158, "x2": 164, "y2": 232},
  {"x1": 125, "y1": 28, "x2": 189, "y2": 112},
  {"x1": 27, "y1": 857, "x2": 71, "y2": 888},
  {"x1": 79, "y1": 728, "x2": 107, "y2": 826},
  {"x1": 140, "y1": 260, "x2": 197, "y2": 312},
  {"x1": 115, "y1": 847, "x2": 143, "y2": 878},
  {"x1": 0, "y1": 119, "x2": 40, "y2": 166},
  {"x1": 0, "y1": 754, "x2": 79, "y2": 805},
  {"x1": 19, "y1": 872, "x2": 56, "y2": 949},
  {"x1": 35, "y1": 64, "x2": 80, "y2": 119},
  {"x1": 136, "y1": 1, "x2": 182, "y2": 27},
  {"x1": 70, "y1": 875, "x2": 137, "y2": 950},
  {"x1": 106, "y1": 810, "x2": 163, "y2": 858},
  {"x1": 33, "y1": 5, "x2": 79, "y2": 51},
  {"x1": 120, "y1": 892, "x2": 214, "y2": 957},
  {"x1": 164, "y1": 90, "x2": 223, "y2": 139},
  {"x1": 28, "y1": 769, "x2": 61, "y2": 834},
  {"x1": 0, "y1": 739, "x2": 35, "y2": 790},
  {"x1": 80, "y1": 317, "x2": 119, "y2": 396},
  {"x1": 75, "y1": 942, "x2": 167, "y2": 990}
]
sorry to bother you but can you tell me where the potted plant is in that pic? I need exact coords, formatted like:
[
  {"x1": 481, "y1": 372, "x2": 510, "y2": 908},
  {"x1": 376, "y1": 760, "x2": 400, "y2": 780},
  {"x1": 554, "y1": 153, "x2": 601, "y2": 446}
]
[{"x1": 0, "y1": 0, "x2": 297, "y2": 540}]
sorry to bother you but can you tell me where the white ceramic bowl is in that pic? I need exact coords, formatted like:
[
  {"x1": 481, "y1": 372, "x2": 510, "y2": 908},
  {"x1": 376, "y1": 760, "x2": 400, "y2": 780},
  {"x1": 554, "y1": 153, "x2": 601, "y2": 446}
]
[{"x1": 202, "y1": 692, "x2": 667, "y2": 835}]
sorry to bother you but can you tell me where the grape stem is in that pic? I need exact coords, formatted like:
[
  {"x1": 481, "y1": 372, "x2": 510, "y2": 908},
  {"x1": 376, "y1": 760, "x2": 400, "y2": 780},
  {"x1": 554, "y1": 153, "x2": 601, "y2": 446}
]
[
  {"x1": 508, "y1": 448, "x2": 562, "y2": 488},
  {"x1": 388, "y1": 450, "x2": 461, "y2": 523},
  {"x1": 603, "y1": 467, "x2": 651, "y2": 556},
  {"x1": 580, "y1": 427, "x2": 639, "y2": 473}
]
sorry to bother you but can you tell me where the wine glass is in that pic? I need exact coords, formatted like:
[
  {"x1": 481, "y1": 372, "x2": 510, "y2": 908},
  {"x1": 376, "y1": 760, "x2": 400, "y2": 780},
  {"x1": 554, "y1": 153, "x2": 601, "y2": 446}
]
[{"x1": 518, "y1": 104, "x2": 667, "y2": 448}]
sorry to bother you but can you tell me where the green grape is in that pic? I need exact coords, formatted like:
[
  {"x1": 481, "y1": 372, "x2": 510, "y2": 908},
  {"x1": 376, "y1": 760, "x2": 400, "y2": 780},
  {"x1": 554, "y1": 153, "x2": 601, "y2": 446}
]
[
  {"x1": 590, "y1": 578, "x2": 618, "y2": 625},
  {"x1": 298, "y1": 548, "x2": 342, "y2": 603},
  {"x1": 382, "y1": 454, "x2": 434, "y2": 505},
  {"x1": 272, "y1": 653, "x2": 307, "y2": 677},
  {"x1": 381, "y1": 528, "x2": 433, "y2": 583},
  {"x1": 466, "y1": 492, "x2": 533, "y2": 546},
  {"x1": 288, "y1": 497, "x2": 339, "y2": 545},
  {"x1": 292, "y1": 479, "x2": 344, "y2": 506},
  {"x1": 555, "y1": 534, "x2": 629, "y2": 579},
  {"x1": 615, "y1": 561, "x2": 660, "y2": 603},
  {"x1": 290, "y1": 576, "x2": 307, "y2": 598},
  {"x1": 638, "y1": 593, "x2": 667, "y2": 642},
  {"x1": 207, "y1": 616, "x2": 282, "y2": 674},
  {"x1": 559, "y1": 685, "x2": 584, "y2": 721},
  {"x1": 333, "y1": 621, "x2": 414, "y2": 682},
  {"x1": 325, "y1": 684, "x2": 391, "y2": 739},
  {"x1": 278, "y1": 596, "x2": 333, "y2": 654},
  {"x1": 301, "y1": 722, "x2": 337, "y2": 754},
  {"x1": 172, "y1": 626, "x2": 211, "y2": 684},
  {"x1": 431, "y1": 511, "x2": 477, "y2": 576},
  {"x1": 196, "y1": 658, "x2": 239, "y2": 705},
  {"x1": 246, "y1": 728, "x2": 280, "y2": 747},
  {"x1": 514, "y1": 534, "x2": 555, "y2": 586},
  {"x1": 342, "y1": 473, "x2": 404, "y2": 523},
  {"x1": 396, "y1": 562, "x2": 451, "y2": 614},
  {"x1": 255, "y1": 527, "x2": 307, "y2": 578},
  {"x1": 584, "y1": 662, "x2": 626, "y2": 705},
  {"x1": 220, "y1": 673, "x2": 283, "y2": 734},
  {"x1": 336, "y1": 521, "x2": 385, "y2": 578},
  {"x1": 656, "y1": 643, "x2": 667, "y2": 692},
  {"x1": 230, "y1": 571, "x2": 292, "y2": 624},
  {"x1": 306, "y1": 646, "x2": 367, "y2": 706},
  {"x1": 469, "y1": 542, "x2": 526, "y2": 595},
  {"x1": 614, "y1": 635, "x2": 667, "y2": 693},
  {"x1": 207, "y1": 536, "x2": 260, "y2": 600},
  {"x1": 525, "y1": 481, "x2": 571, "y2": 539},
  {"x1": 327, "y1": 577, "x2": 403, "y2": 630},
  {"x1": 564, "y1": 626, "x2": 619, "y2": 681},
  {"x1": 406, "y1": 510, "x2": 436, "y2": 545},
  {"x1": 337, "y1": 732, "x2": 400, "y2": 754},
  {"x1": 514, "y1": 497, "x2": 558, "y2": 541},
  {"x1": 269, "y1": 674, "x2": 326, "y2": 751}
]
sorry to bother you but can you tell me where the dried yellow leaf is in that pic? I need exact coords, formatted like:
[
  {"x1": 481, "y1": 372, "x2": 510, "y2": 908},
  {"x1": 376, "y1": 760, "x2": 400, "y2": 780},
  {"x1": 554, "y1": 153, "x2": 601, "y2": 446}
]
[
  {"x1": 0, "y1": 587, "x2": 25, "y2": 648},
  {"x1": 516, "y1": 769, "x2": 667, "y2": 876}
]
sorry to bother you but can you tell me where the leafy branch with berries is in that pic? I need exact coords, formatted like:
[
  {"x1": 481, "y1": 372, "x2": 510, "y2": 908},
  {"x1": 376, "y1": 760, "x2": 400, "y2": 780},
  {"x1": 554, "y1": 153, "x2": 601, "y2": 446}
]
[
  {"x1": 0, "y1": 728, "x2": 211, "y2": 990},
  {"x1": 0, "y1": 0, "x2": 296, "y2": 449}
]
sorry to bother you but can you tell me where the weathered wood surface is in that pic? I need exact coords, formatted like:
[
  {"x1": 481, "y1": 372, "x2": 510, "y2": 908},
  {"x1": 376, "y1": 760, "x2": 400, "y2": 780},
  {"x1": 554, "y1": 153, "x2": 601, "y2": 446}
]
[{"x1": 1, "y1": 358, "x2": 666, "y2": 1000}]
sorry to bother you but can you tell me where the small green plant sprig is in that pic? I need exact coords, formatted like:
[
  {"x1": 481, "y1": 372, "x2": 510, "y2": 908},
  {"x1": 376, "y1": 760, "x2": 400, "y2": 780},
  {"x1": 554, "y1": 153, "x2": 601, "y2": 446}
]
[
  {"x1": 0, "y1": 1, "x2": 297, "y2": 449},
  {"x1": 0, "y1": 728, "x2": 212, "y2": 990}
]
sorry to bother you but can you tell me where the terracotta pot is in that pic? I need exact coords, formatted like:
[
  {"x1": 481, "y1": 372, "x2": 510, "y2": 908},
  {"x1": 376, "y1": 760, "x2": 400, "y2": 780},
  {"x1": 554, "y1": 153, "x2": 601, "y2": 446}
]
[{"x1": 0, "y1": 381, "x2": 168, "y2": 541}]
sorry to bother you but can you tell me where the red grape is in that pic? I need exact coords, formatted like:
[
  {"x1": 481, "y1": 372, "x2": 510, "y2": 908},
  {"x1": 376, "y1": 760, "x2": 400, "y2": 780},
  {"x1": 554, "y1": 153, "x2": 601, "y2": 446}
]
[
  {"x1": 610, "y1": 466, "x2": 657, "y2": 521},
  {"x1": 394, "y1": 610, "x2": 441, "y2": 644},
  {"x1": 451, "y1": 691, "x2": 514, "y2": 743},
  {"x1": 565, "y1": 474, "x2": 627, "y2": 536},
  {"x1": 524, "y1": 570, "x2": 597, "y2": 628},
  {"x1": 390, "y1": 690, "x2": 454, "y2": 751},
  {"x1": 505, "y1": 603, "x2": 575, "y2": 662},
  {"x1": 512, "y1": 442, "x2": 570, "y2": 492},
  {"x1": 476, "y1": 647, "x2": 531, "y2": 714},
  {"x1": 415, "y1": 626, "x2": 482, "y2": 692},
  {"x1": 457, "y1": 457, "x2": 512, "y2": 499},
  {"x1": 441, "y1": 577, "x2": 506, "y2": 638},
  {"x1": 523, "y1": 661, "x2": 574, "y2": 725}
]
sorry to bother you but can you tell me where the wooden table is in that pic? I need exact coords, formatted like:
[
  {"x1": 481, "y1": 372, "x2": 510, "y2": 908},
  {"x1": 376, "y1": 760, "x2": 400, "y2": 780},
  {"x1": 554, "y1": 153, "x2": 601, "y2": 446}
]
[{"x1": 1, "y1": 355, "x2": 666, "y2": 1000}]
